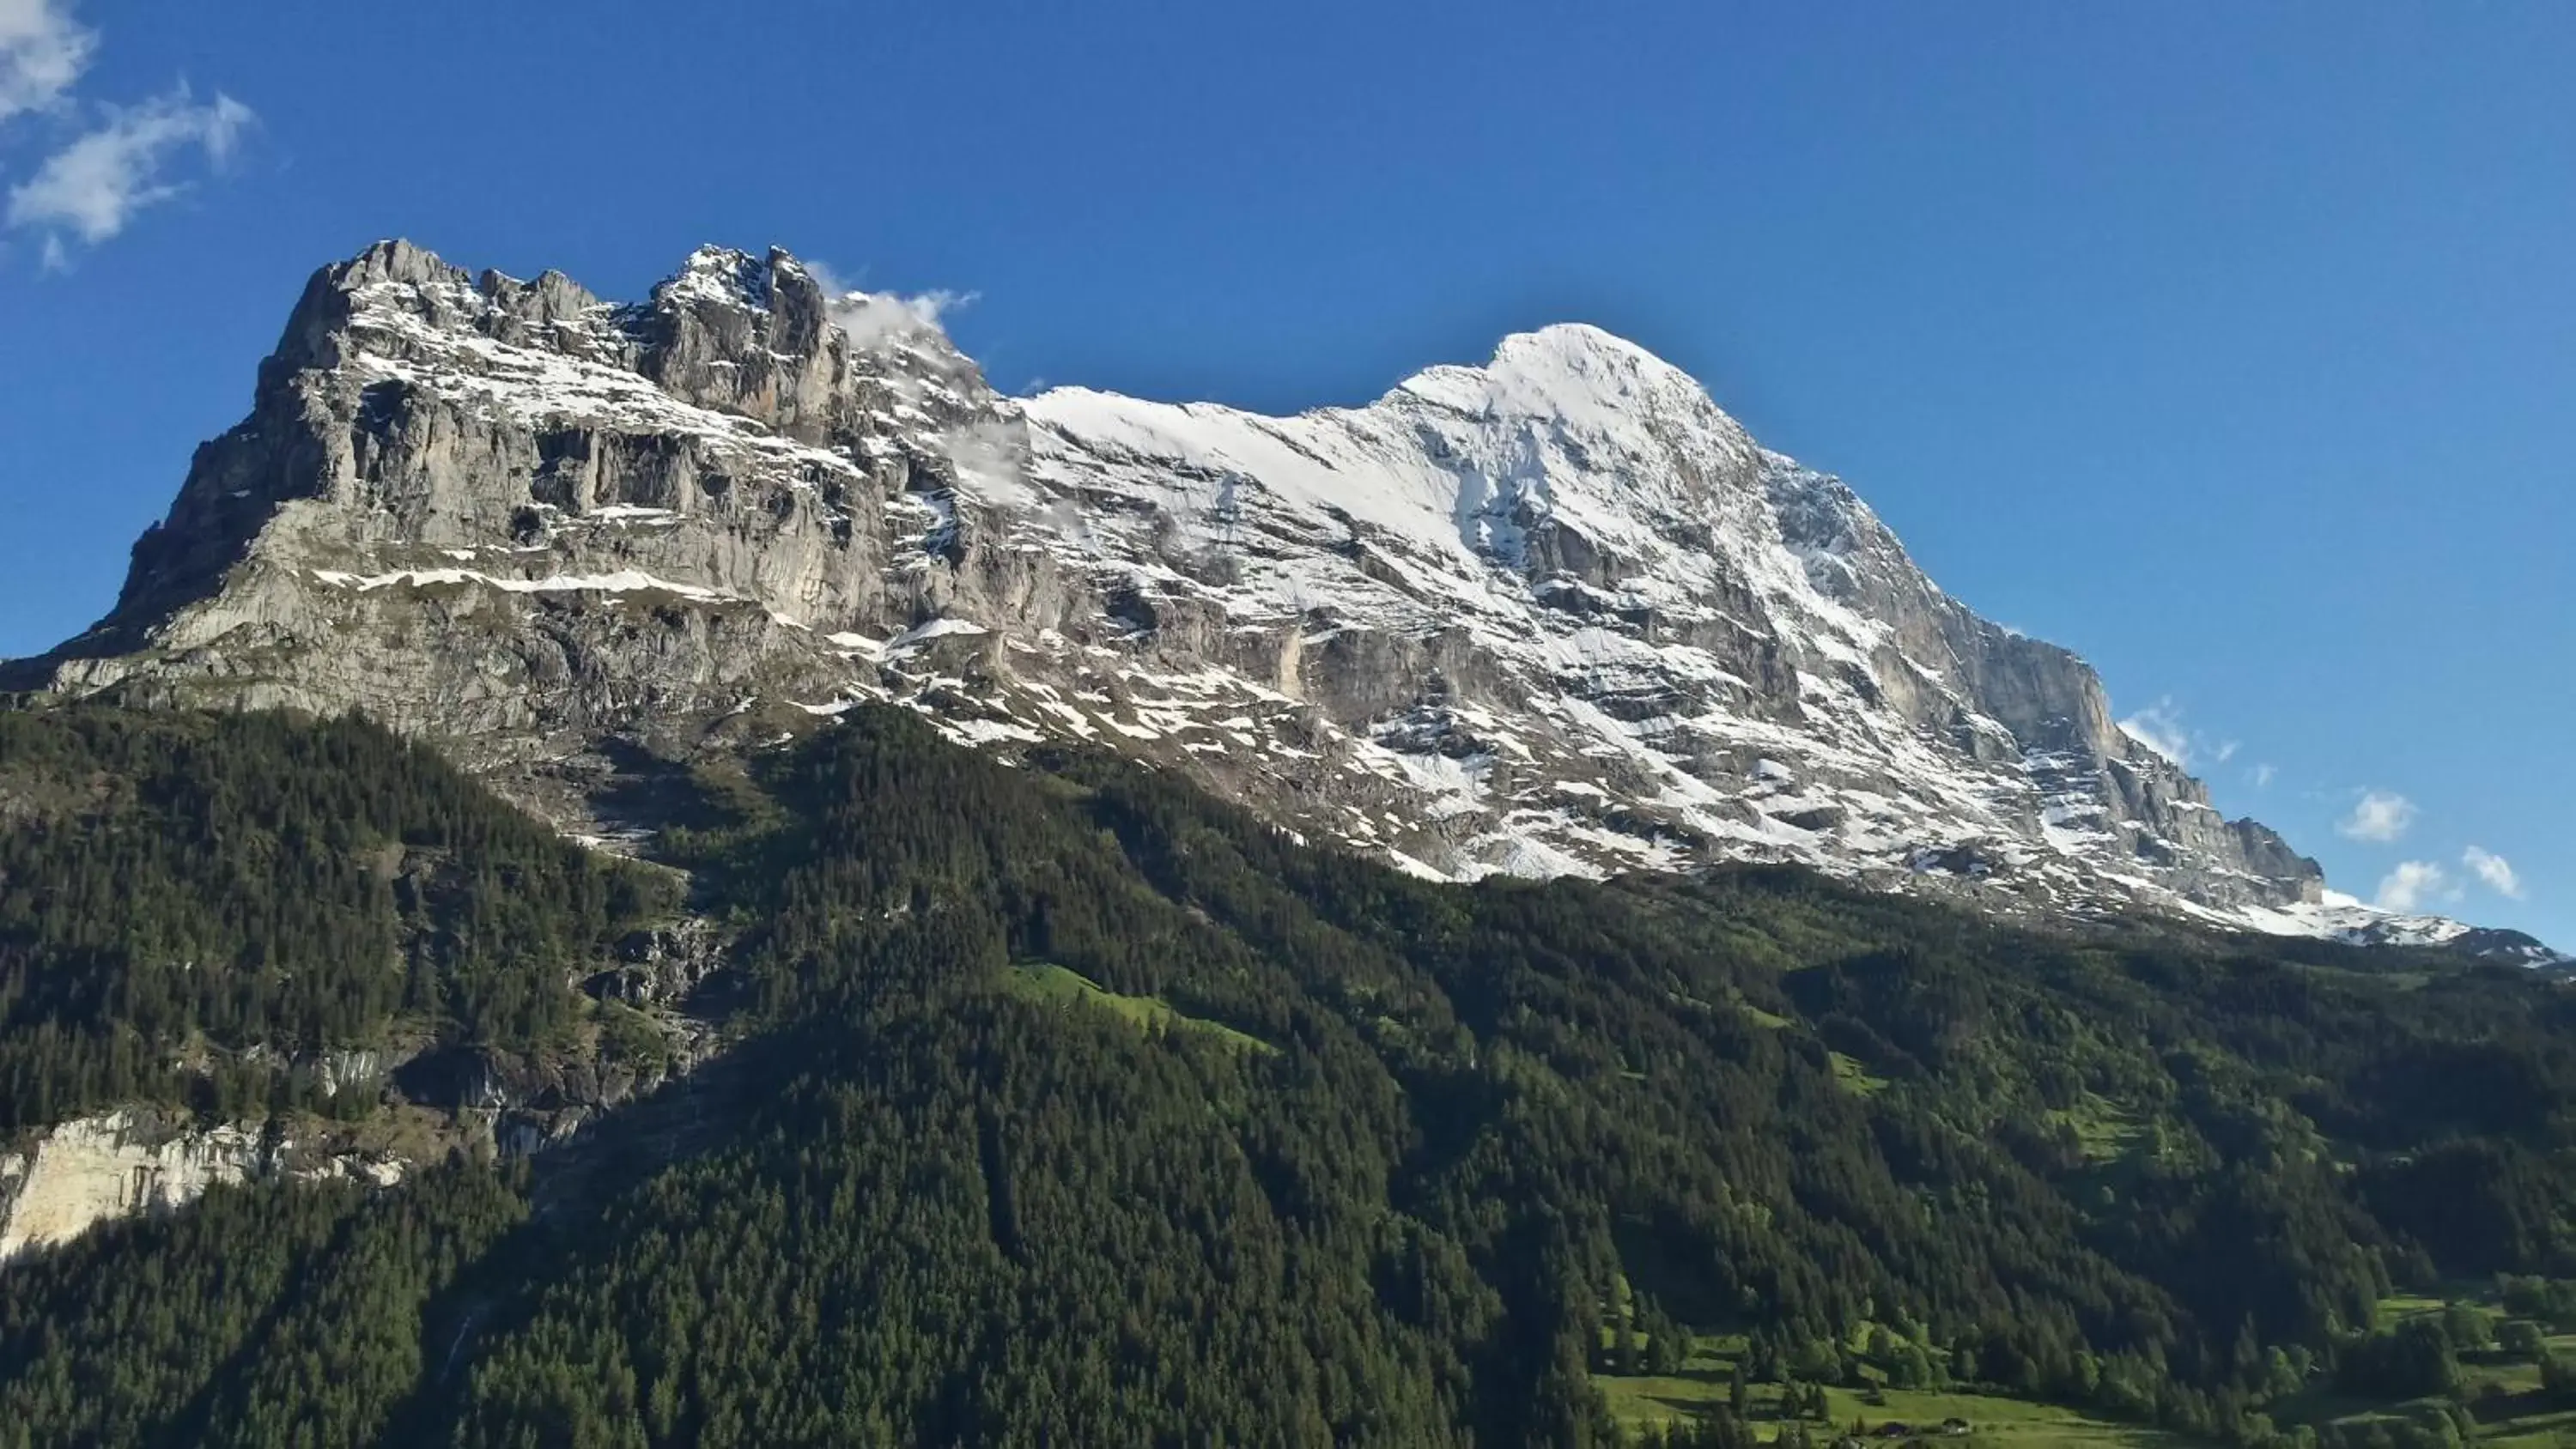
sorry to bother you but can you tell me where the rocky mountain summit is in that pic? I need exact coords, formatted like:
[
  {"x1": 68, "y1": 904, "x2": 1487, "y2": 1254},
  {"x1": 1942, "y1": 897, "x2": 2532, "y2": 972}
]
[{"x1": 3, "y1": 239, "x2": 2530, "y2": 949}]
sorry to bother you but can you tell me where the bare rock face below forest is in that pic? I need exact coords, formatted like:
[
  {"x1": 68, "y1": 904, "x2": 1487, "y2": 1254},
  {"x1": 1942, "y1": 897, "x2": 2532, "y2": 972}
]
[{"x1": 0, "y1": 1108, "x2": 394, "y2": 1262}]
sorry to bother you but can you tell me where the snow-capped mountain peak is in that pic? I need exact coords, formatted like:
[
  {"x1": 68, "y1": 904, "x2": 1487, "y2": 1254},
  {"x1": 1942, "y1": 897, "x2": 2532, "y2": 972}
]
[
  {"x1": 7, "y1": 240, "x2": 2543, "y2": 958},
  {"x1": 1399, "y1": 323, "x2": 1711, "y2": 423}
]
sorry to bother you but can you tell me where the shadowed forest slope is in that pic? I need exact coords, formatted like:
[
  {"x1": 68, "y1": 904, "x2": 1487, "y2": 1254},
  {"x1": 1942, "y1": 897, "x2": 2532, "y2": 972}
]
[{"x1": 4, "y1": 706, "x2": 2573, "y2": 1447}]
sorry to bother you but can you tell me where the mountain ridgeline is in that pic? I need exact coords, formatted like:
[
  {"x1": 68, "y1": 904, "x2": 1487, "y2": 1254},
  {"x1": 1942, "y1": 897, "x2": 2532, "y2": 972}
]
[
  {"x1": 2, "y1": 701, "x2": 2574, "y2": 1446},
  {"x1": 12, "y1": 237, "x2": 2517, "y2": 951}
]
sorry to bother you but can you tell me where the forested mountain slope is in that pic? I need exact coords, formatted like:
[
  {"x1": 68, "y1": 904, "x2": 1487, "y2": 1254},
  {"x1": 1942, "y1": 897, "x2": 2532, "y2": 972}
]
[
  {"x1": 0, "y1": 706, "x2": 692, "y2": 1260},
  {"x1": 0, "y1": 706, "x2": 676, "y2": 1133},
  {"x1": 3, "y1": 703, "x2": 2573, "y2": 1446}
]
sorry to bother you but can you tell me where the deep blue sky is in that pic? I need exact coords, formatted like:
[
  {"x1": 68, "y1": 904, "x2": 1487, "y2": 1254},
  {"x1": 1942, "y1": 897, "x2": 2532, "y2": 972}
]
[{"x1": 2, "y1": 2, "x2": 2567, "y2": 942}]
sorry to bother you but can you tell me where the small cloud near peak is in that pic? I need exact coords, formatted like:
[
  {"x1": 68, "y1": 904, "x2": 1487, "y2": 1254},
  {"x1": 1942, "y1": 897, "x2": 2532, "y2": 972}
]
[
  {"x1": 2464, "y1": 846, "x2": 2524, "y2": 900},
  {"x1": 806, "y1": 258, "x2": 977, "y2": 350},
  {"x1": 2117, "y1": 697, "x2": 2191, "y2": 768},
  {"x1": 834, "y1": 287, "x2": 975, "y2": 349},
  {"x1": 2375, "y1": 860, "x2": 2449, "y2": 912},
  {"x1": 2338, "y1": 790, "x2": 2416, "y2": 844}
]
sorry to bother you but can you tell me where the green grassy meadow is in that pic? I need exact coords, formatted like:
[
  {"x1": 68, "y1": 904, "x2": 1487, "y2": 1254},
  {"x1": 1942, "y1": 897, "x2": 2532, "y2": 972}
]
[{"x1": 999, "y1": 961, "x2": 1275, "y2": 1053}]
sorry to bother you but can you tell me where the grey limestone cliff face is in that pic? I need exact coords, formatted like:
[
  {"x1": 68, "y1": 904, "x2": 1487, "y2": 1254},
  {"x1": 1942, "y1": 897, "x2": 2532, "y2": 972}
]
[
  {"x1": 30, "y1": 242, "x2": 985, "y2": 759},
  {"x1": 11, "y1": 239, "x2": 2330, "y2": 931}
]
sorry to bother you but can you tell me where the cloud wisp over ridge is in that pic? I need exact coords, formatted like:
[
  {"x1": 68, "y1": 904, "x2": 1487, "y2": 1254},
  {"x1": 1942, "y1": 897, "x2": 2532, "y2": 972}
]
[
  {"x1": 2117, "y1": 697, "x2": 2192, "y2": 767},
  {"x1": 2116, "y1": 698, "x2": 2263, "y2": 789},
  {"x1": 2375, "y1": 860, "x2": 2451, "y2": 912},
  {"x1": 2464, "y1": 846, "x2": 2525, "y2": 900}
]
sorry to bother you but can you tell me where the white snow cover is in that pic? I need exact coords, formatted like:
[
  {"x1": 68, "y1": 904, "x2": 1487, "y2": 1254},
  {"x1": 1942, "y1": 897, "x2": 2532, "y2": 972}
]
[
  {"x1": 997, "y1": 331, "x2": 2004, "y2": 867},
  {"x1": 313, "y1": 568, "x2": 743, "y2": 603}
]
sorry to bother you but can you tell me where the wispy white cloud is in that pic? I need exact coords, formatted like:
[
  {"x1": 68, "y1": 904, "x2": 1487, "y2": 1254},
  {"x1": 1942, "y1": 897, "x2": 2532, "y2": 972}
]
[
  {"x1": 2375, "y1": 860, "x2": 2450, "y2": 912},
  {"x1": 2249, "y1": 763, "x2": 2276, "y2": 789},
  {"x1": 0, "y1": 3, "x2": 252, "y2": 264},
  {"x1": 940, "y1": 416, "x2": 1030, "y2": 500},
  {"x1": 2117, "y1": 697, "x2": 2192, "y2": 768},
  {"x1": 2337, "y1": 790, "x2": 2416, "y2": 844},
  {"x1": 2115, "y1": 698, "x2": 2252, "y2": 780},
  {"x1": 2463, "y1": 846, "x2": 2524, "y2": 900},
  {"x1": 804, "y1": 258, "x2": 978, "y2": 350},
  {"x1": 8, "y1": 85, "x2": 251, "y2": 246},
  {"x1": 0, "y1": 0, "x2": 93, "y2": 123},
  {"x1": 830, "y1": 286, "x2": 976, "y2": 349}
]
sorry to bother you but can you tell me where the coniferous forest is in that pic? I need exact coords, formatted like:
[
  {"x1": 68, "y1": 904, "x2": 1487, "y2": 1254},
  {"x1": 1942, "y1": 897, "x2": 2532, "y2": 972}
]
[{"x1": 6, "y1": 703, "x2": 2576, "y2": 1446}]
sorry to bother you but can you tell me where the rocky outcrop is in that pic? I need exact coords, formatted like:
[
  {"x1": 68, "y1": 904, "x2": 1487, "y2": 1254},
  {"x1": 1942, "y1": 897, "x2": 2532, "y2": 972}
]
[
  {"x1": 10, "y1": 239, "x2": 2372, "y2": 936},
  {"x1": 0, "y1": 1010, "x2": 726, "y2": 1264},
  {"x1": 0, "y1": 1109, "x2": 403, "y2": 1262}
]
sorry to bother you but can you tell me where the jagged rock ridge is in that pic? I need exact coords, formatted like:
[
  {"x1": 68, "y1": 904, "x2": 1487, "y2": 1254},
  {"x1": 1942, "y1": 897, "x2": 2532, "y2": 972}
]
[{"x1": 9, "y1": 239, "x2": 2482, "y2": 944}]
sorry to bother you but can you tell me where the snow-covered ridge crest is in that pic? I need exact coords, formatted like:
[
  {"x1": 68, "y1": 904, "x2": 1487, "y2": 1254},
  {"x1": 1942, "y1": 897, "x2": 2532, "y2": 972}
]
[{"x1": 7, "y1": 239, "x2": 2538, "y2": 956}]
